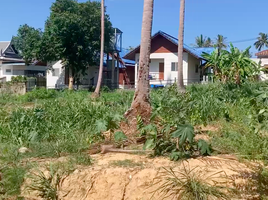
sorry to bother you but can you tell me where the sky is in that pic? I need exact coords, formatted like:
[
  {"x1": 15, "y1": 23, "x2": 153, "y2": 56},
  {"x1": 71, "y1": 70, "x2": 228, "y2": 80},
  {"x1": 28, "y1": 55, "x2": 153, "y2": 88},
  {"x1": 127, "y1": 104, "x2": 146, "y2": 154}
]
[{"x1": 0, "y1": 0, "x2": 267, "y2": 56}]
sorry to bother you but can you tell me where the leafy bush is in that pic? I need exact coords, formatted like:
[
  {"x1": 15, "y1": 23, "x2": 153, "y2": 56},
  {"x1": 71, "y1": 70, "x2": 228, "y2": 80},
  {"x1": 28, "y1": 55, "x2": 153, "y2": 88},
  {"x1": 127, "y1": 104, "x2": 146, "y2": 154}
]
[
  {"x1": 142, "y1": 123, "x2": 212, "y2": 160},
  {"x1": 23, "y1": 88, "x2": 57, "y2": 101},
  {"x1": 11, "y1": 76, "x2": 27, "y2": 83}
]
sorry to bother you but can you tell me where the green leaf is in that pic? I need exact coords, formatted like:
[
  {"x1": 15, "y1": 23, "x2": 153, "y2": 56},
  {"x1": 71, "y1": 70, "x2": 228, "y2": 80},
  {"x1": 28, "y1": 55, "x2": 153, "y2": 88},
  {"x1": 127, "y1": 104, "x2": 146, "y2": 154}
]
[
  {"x1": 259, "y1": 109, "x2": 266, "y2": 115},
  {"x1": 198, "y1": 139, "x2": 212, "y2": 155},
  {"x1": 114, "y1": 131, "x2": 127, "y2": 142},
  {"x1": 144, "y1": 139, "x2": 155, "y2": 150},
  {"x1": 95, "y1": 119, "x2": 107, "y2": 133},
  {"x1": 171, "y1": 124, "x2": 195, "y2": 145},
  {"x1": 170, "y1": 151, "x2": 190, "y2": 161}
]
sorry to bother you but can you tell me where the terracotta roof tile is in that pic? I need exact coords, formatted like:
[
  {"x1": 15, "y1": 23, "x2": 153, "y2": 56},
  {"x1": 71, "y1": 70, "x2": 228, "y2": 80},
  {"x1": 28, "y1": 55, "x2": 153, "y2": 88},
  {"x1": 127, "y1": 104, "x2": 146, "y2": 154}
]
[{"x1": 256, "y1": 50, "x2": 268, "y2": 57}]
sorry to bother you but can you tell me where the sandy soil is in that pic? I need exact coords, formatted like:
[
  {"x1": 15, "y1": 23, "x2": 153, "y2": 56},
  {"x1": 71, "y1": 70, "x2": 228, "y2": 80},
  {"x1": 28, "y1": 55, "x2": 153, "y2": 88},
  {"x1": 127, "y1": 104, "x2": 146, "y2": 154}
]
[{"x1": 21, "y1": 152, "x2": 261, "y2": 200}]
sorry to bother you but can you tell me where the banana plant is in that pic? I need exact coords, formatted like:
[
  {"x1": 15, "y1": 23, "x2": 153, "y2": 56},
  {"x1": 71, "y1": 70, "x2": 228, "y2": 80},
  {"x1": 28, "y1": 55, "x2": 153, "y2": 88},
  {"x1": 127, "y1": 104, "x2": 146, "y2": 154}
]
[
  {"x1": 202, "y1": 49, "x2": 229, "y2": 81},
  {"x1": 224, "y1": 43, "x2": 259, "y2": 85}
]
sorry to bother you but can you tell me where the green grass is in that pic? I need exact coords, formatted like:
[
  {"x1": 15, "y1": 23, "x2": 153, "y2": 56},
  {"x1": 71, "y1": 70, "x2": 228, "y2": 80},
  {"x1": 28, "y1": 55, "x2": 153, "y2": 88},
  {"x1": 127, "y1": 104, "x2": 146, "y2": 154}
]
[{"x1": 0, "y1": 164, "x2": 30, "y2": 198}]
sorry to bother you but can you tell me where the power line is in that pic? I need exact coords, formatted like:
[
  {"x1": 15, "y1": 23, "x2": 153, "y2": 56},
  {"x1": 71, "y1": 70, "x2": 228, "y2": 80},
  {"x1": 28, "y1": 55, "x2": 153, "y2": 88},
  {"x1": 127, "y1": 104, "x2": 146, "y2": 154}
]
[{"x1": 229, "y1": 38, "x2": 257, "y2": 44}]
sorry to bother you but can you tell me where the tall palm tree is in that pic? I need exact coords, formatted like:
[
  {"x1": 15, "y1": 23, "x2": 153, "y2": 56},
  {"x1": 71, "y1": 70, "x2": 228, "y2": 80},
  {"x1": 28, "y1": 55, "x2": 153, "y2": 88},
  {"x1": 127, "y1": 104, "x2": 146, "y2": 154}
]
[
  {"x1": 214, "y1": 34, "x2": 227, "y2": 52},
  {"x1": 177, "y1": 0, "x2": 186, "y2": 92},
  {"x1": 124, "y1": 0, "x2": 154, "y2": 127},
  {"x1": 92, "y1": 0, "x2": 105, "y2": 97},
  {"x1": 194, "y1": 34, "x2": 213, "y2": 47},
  {"x1": 205, "y1": 37, "x2": 213, "y2": 47},
  {"x1": 254, "y1": 32, "x2": 268, "y2": 51}
]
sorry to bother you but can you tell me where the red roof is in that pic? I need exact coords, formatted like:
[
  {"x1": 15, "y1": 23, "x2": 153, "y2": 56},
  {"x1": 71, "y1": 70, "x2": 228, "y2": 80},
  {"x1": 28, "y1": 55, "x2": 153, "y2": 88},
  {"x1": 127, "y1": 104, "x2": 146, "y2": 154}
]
[{"x1": 256, "y1": 50, "x2": 268, "y2": 58}]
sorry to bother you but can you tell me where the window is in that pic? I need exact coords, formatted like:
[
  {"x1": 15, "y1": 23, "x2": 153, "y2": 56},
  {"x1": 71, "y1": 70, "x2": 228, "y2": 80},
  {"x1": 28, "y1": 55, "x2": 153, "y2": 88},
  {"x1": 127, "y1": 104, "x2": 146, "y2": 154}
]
[
  {"x1": 5, "y1": 69, "x2": 11, "y2": 73},
  {"x1": 13, "y1": 70, "x2": 25, "y2": 75},
  {"x1": 52, "y1": 69, "x2": 60, "y2": 76},
  {"x1": 195, "y1": 64, "x2": 199, "y2": 73},
  {"x1": 171, "y1": 62, "x2": 178, "y2": 71}
]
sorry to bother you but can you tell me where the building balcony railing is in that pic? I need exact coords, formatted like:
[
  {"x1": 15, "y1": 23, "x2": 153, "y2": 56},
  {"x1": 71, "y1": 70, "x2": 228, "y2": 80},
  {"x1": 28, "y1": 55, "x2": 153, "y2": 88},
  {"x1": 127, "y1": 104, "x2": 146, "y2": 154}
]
[{"x1": 149, "y1": 72, "x2": 159, "y2": 80}]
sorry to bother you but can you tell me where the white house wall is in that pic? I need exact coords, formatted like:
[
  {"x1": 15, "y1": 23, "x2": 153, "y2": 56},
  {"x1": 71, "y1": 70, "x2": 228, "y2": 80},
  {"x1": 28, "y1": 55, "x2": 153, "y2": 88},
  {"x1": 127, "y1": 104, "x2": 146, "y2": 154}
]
[
  {"x1": 47, "y1": 61, "x2": 65, "y2": 89},
  {"x1": 0, "y1": 65, "x2": 13, "y2": 81},
  {"x1": 187, "y1": 55, "x2": 200, "y2": 84},
  {"x1": 135, "y1": 52, "x2": 189, "y2": 86},
  {"x1": 46, "y1": 60, "x2": 100, "y2": 88},
  {"x1": 0, "y1": 64, "x2": 46, "y2": 82},
  {"x1": 251, "y1": 58, "x2": 268, "y2": 81}
]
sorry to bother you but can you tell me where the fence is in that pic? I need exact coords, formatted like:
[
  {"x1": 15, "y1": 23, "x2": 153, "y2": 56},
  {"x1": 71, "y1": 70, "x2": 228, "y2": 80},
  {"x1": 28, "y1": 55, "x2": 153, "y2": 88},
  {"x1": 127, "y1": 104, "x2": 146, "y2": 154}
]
[
  {"x1": 26, "y1": 77, "x2": 47, "y2": 92},
  {"x1": 51, "y1": 78, "x2": 204, "y2": 91}
]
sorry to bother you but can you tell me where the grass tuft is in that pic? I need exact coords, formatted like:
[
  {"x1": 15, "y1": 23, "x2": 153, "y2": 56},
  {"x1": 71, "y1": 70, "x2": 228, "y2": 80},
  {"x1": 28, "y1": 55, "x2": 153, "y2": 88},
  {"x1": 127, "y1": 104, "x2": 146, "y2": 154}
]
[{"x1": 151, "y1": 163, "x2": 230, "y2": 200}]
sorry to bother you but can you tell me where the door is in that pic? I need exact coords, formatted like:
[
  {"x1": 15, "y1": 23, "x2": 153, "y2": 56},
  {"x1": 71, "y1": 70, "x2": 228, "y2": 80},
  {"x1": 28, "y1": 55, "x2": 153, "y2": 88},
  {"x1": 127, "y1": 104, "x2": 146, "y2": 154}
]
[{"x1": 159, "y1": 63, "x2": 164, "y2": 80}]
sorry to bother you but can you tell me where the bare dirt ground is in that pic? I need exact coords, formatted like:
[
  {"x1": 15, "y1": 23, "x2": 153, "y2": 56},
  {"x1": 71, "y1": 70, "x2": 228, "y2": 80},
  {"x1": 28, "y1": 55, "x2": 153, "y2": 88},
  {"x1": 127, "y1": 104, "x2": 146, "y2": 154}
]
[{"x1": 22, "y1": 152, "x2": 260, "y2": 200}]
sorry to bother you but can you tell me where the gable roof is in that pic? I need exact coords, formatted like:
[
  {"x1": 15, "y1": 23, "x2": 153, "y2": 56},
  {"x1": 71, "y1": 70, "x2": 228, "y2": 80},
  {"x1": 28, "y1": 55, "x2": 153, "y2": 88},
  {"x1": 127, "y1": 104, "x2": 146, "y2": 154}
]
[
  {"x1": 123, "y1": 31, "x2": 204, "y2": 61},
  {"x1": 0, "y1": 41, "x2": 10, "y2": 55},
  {"x1": 256, "y1": 50, "x2": 268, "y2": 58},
  {"x1": 0, "y1": 40, "x2": 24, "y2": 62}
]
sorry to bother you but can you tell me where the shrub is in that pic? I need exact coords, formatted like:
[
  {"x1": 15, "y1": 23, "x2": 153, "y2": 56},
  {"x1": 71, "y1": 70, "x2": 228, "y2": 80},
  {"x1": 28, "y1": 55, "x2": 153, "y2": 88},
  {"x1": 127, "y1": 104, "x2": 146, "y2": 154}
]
[
  {"x1": 24, "y1": 88, "x2": 57, "y2": 101},
  {"x1": 11, "y1": 76, "x2": 27, "y2": 83}
]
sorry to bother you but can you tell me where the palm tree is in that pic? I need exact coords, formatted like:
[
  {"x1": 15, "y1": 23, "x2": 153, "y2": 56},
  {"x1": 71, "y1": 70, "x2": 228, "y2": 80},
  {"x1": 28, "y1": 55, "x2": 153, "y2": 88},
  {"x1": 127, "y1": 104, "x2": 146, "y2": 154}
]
[
  {"x1": 92, "y1": 0, "x2": 105, "y2": 97},
  {"x1": 205, "y1": 37, "x2": 213, "y2": 47},
  {"x1": 177, "y1": 0, "x2": 186, "y2": 92},
  {"x1": 194, "y1": 34, "x2": 213, "y2": 47},
  {"x1": 254, "y1": 32, "x2": 268, "y2": 51},
  {"x1": 124, "y1": 0, "x2": 154, "y2": 129},
  {"x1": 214, "y1": 35, "x2": 227, "y2": 52}
]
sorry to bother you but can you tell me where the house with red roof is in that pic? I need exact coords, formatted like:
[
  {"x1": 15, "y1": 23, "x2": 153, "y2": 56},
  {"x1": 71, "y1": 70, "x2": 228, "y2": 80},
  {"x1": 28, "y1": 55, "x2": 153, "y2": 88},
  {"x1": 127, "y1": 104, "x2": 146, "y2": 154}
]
[
  {"x1": 252, "y1": 50, "x2": 268, "y2": 81},
  {"x1": 123, "y1": 31, "x2": 207, "y2": 87}
]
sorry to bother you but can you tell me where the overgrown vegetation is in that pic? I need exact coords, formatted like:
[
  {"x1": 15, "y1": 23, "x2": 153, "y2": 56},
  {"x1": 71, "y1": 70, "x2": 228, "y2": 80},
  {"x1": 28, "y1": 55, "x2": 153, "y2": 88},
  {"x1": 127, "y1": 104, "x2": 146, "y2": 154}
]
[{"x1": 1, "y1": 81, "x2": 268, "y2": 198}]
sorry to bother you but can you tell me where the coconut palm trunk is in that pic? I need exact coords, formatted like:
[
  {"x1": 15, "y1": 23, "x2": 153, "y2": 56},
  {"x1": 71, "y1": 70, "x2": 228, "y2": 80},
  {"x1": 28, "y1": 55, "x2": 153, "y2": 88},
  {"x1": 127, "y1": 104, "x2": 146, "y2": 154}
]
[
  {"x1": 92, "y1": 0, "x2": 105, "y2": 97},
  {"x1": 124, "y1": 0, "x2": 154, "y2": 132},
  {"x1": 177, "y1": 0, "x2": 186, "y2": 92}
]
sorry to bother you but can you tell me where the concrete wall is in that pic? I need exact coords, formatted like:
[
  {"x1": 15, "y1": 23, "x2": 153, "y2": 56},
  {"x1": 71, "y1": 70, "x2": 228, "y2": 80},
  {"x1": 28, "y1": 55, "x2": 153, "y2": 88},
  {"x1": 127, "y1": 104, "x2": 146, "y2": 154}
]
[
  {"x1": 0, "y1": 83, "x2": 26, "y2": 95},
  {"x1": 134, "y1": 52, "x2": 200, "y2": 86}
]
